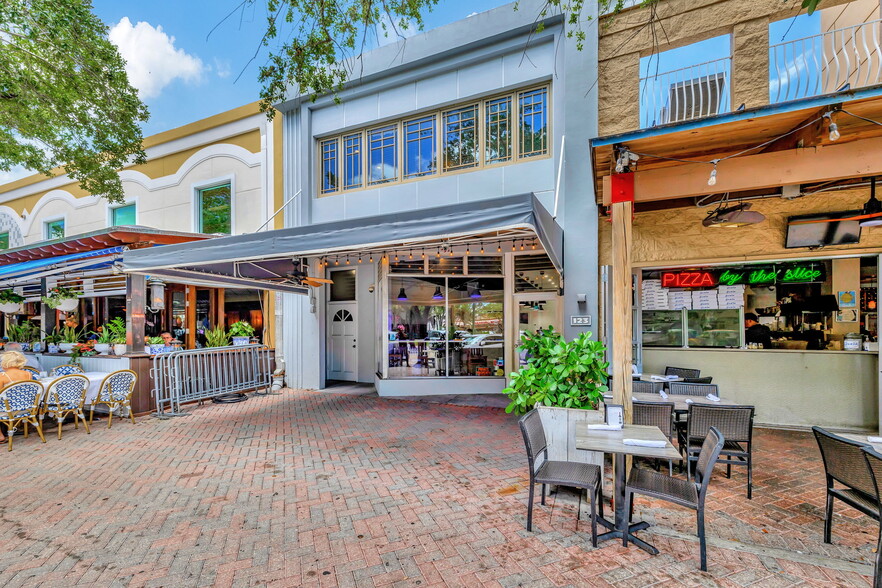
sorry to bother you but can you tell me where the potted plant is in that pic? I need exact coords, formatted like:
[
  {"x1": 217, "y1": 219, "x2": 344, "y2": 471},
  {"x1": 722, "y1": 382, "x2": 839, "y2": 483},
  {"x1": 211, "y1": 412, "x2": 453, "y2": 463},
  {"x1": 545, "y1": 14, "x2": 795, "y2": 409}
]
[
  {"x1": 146, "y1": 336, "x2": 166, "y2": 354},
  {"x1": 0, "y1": 289, "x2": 24, "y2": 314},
  {"x1": 101, "y1": 317, "x2": 128, "y2": 355},
  {"x1": 43, "y1": 328, "x2": 63, "y2": 354},
  {"x1": 504, "y1": 327, "x2": 610, "y2": 468},
  {"x1": 7, "y1": 322, "x2": 40, "y2": 352},
  {"x1": 204, "y1": 326, "x2": 230, "y2": 348},
  {"x1": 70, "y1": 340, "x2": 97, "y2": 363},
  {"x1": 92, "y1": 327, "x2": 115, "y2": 354},
  {"x1": 228, "y1": 321, "x2": 255, "y2": 345},
  {"x1": 59, "y1": 325, "x2": 85, "y2": 353},
  {"x1": 41, "y1": 285, "x2": 79, "y2": 311}
]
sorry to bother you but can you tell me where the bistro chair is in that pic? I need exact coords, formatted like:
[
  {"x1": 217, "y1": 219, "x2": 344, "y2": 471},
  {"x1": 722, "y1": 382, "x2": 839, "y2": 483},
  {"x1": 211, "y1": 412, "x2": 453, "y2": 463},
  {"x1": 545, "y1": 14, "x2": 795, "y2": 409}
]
[
  {"x1": 684, "y1": 376, "x2": 713, "y2": 384},
  {"x1": 625, "y1": 427, "x2": 725, "y2": 571},
  {"x1": 0, "y1": 380, "x2": 46, "y2": 450},
  {"x1": 632, "y1": 380, "x2": 664, "y2": 394},
  {"x1": 668, "y1": 382, "x2": 719, "y2": 397},
  {"x1": 684, "y1": 404, "x2": 755, "y2": 499},
  {"x1": 41, "y1": 374, "x2": 90, "y2": 440},
  {"x1": 90, "y1": 369, "x2": 137, "y2": 429},
  {"x1": 518, "y1": 410, "x2": 604, "y2": 546},
  {"x1": 665, "y1": 366, "x2": 701, "y2": 379},
  {"x1": 633, "y1": 400, "x2": 676, "y2": 474},
  {"x1": 861, "y1": 446, "x2": 882, "y2": 588},
  {"x1": 22, "y1": 366, "x2": 40, "y2": 379},
  {"x1": 52, "y1": 364, "x2": 84, "y2": 376},
  {"x1": 813, "y1": 427, "x2": 879, "y2": 543}
]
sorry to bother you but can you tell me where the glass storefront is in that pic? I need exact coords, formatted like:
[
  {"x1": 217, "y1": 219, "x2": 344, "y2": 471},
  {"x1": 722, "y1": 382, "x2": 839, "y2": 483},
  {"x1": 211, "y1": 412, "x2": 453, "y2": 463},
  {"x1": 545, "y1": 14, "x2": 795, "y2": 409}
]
[{"x1": 387, "y1": 275, "x2": 504, "y2": 378}]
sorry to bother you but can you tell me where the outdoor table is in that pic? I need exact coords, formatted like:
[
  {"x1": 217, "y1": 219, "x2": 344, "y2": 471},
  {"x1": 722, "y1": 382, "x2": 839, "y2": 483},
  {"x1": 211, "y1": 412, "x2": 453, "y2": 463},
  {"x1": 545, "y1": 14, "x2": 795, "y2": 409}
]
[
  {"x1": 39, "y1": 372, "x2": 109, "y2": 405},
  {"x1": 574, "y1": 423, "x2": 682, "y2": 554},
  {"x1": 635, "y1": 374, "x2": 684, "y2": 383},
  {"x1": 604, "y1": 392, "x2": 737, "y2": 413},
  {"x1": 839, "y1": 432, "x2": 882, "y2": 452}
]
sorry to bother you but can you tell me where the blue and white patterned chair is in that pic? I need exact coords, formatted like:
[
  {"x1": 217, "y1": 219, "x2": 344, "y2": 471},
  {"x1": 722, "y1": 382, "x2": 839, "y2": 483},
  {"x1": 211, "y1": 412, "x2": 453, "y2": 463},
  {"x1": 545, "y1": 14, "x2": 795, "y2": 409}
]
[
  {"x1": 42, "y1": 374, "x2": 90, "y2": 440},
  {"x1": 52, "y1": 364, "x2": 84, "y2": 377},
  {"x1": 21, "y1": 366, "x2": 40, "y2": 379},
  {"x1": 0, "y1": 381, "x2": 46, "y2": 450},
  {"x1": 90, "y1": 370, "x2": 137, "y2": 429}
]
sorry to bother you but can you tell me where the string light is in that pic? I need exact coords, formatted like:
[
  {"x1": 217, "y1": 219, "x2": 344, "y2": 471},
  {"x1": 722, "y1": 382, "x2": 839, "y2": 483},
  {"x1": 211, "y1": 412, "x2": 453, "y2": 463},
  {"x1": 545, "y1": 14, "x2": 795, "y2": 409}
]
[
  {"x1": 465, "y1": 246, "x2": 470, "y2": 255},
  {"x1": 334, "y1": 259, "x2": 340, "y2": 265},
  {"x1": 369, "y1": 254, "x2": 374, "y2": 263},
  {"x1": 358, "y1": 255, "x2": 362, "y2": 263},
  {"x1": 436, "y1": 248, "x2": 441, "y2": 258},
  {"x1": 421, "y1": 251, "x2": 426, "y2": 259},
  {"x1": 511, "y1": 241, "x2": 516, "y2": 251},
  {"x1": 394, "y1": 253, "x2": 399, "y2": 262},
  {"x1": 824, "y1": 111, "x2": 840, "y2": 141},
  {"x1": 345, "y1": 257, "x2": 351, "y2": 265},
  {"x1": 382, "y1": 253, "x2": 387, "y2": 263},
  {"x1": 480, "y1": 244, "x2": 485, "y2": 254},
  {"x1": 707, "y1": 161, "x2": 718, "y2": 187},
  {"x1": 408, "y1": 251, "x2": 413, "y2": 260},
  {"x1": 520, "y1": 241, "x2": 525, "y2": 251},
  {"x1": 497, "y1": 242, "x2": 502, "y2": 252},
  {"x1": 531, "y1": 240, "x2": 537, "y2": 250}
]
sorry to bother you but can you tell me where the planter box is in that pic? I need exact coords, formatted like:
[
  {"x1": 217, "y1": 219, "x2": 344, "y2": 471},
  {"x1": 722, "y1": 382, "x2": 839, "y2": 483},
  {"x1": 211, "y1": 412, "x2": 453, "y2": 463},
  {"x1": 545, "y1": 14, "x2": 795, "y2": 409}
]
[{"x1": 536, "y1": 405, "x2": 605, "y2": 470}]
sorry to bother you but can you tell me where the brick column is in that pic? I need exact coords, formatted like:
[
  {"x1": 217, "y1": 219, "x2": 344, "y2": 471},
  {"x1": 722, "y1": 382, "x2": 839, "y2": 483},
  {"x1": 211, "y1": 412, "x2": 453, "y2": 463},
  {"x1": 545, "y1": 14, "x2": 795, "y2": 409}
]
[{"x1": 732, "y1": 18, "x2": 770, "y2": 110}]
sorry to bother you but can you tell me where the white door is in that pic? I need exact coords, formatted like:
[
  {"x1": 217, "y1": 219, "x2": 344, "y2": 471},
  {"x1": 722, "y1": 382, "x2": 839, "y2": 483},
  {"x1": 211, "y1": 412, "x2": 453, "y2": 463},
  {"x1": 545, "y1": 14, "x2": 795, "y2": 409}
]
[{"x1": 328, "y1": 303, "x2": 358, "y2": 381}]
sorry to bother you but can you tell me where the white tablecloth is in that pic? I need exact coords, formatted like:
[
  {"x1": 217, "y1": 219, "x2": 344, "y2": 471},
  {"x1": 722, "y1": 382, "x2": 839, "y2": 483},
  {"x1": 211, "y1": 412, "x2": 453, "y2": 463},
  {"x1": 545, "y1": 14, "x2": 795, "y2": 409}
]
[{"x1": 39, "y1": 372, "x2": 109, "y2": 405}]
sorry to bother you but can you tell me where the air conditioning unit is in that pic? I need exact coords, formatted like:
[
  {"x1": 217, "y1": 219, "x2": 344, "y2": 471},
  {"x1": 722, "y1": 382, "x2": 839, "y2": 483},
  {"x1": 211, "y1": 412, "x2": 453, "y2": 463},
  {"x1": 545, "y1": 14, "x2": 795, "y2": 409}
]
[{"x1": 664, "y1": 72, "x2": 727, "y2": 123}]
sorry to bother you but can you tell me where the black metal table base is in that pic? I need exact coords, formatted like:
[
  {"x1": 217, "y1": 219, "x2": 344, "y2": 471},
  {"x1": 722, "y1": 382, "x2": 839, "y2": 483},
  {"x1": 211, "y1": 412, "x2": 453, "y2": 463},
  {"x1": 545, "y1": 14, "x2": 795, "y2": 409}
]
[
  {"x1": 595, "y1": 520, "x2": 658, "y2": 554},
  {"x1": 596, "y1": 452, "x2": 661, "y2": 554}
]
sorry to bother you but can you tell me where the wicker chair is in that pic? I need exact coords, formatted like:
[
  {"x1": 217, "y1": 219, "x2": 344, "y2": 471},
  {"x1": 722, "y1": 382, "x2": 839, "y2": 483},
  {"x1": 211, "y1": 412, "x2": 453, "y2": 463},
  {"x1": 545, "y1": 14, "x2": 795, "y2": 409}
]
[
  {"x1": 665, "y1": 366, "x2": 701, "y2": 379},
  {"x1": 668, "y1": 382, "x2": 719, "y2": 397},
  {"x1": 90, "y1": 370, "x2": 137, "y2": 429},
  {"x1": 684, "y1": 404, "x2": 755, "y2": 499},
  {"x1": 684, "y1": 376, "x2": 713, "y2": 384},
  {"x1": 518, "y1": 410, "x2": 604, "y2": 546},
  {"x1": 634, "y1": 401, "x2": 676, "y2": 474},
  {"x1": 625, "y1": 427, "x2": 725, "y2": 571},
  {"x1": 0, "y1": 381, "x2": 46, "y2": 450},
  {"x1": 22, "y1": 366, "x2": 40, "y2": 378},
  {"x1": 861, "y1": 446, "x2": 882, "y2": 588},
  {"x1": 41, "y1": 374, "x2": 90, "y2": 440},
  {"x1": 813, "y1": 427, "x2": 879, "y2": 543},
  {"x1": 632, "y1": 380, "x2": 664, "y2": 394},
  {"x1": 52, "y1": 364, "x2": 85, "y2": 376}
]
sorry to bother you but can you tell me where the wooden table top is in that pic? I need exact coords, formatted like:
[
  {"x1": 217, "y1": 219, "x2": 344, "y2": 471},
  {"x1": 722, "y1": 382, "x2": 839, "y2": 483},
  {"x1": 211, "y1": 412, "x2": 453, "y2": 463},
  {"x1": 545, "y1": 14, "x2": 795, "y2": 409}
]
[
  {"x1": 636, "y1": 374, "x2": 684, "y2": 383},
  {"x1": 604, "y1": 392, "x2": 737, "y2": 412},
  {"x1": 838, "y1": 432, "x2": 882, "y2": 452},
  {"x1": 575, "y1": 423, "x2": 682, "y2": 460}
]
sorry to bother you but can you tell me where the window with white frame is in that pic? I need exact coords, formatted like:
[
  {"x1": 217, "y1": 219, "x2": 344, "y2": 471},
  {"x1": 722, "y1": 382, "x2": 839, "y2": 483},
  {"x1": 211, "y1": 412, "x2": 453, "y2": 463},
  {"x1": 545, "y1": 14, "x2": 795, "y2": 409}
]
[
  {"x1": 197, "y1": 183, "x2": 232, "y2": 234},
  {"x1": 112, "y1": 203, "x2": 136, "y2": 225},
  {"x1": 45, "y1": 219, "x2": 64, "y2": 240},
  {"x1": 316, "y1": 84, "x2": 550, "y2": 196}
]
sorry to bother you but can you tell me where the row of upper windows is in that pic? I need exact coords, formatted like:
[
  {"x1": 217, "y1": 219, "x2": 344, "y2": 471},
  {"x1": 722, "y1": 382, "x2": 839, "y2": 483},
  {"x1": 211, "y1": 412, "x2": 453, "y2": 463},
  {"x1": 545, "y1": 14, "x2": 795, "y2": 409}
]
[
  {"x1": 0, "y1": 183, "x2": 235, "y2": 251},
  {"x1": 317, "y1": 85, "x2": 551, "y2": 196}
]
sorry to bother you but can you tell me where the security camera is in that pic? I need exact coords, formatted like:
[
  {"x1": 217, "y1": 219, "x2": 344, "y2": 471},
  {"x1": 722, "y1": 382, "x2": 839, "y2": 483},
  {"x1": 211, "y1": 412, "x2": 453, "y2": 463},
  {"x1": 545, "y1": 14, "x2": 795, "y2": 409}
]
[{"x1": 368, "y1": 284, "x2": 375, "y2": 294}]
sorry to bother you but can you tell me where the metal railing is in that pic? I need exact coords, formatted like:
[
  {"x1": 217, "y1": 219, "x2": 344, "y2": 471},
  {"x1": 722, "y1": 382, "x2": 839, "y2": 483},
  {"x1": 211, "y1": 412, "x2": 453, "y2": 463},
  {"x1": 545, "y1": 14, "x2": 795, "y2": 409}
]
[
  {"x1": 151, "y1": 344, "x2": 273, "y2": 415},
  {"x1": 770, "y1": 18, "x2": 882, "y2": 103},
  {"x1": 639, "y1": 57, "x2": 732, "y2": 127}
]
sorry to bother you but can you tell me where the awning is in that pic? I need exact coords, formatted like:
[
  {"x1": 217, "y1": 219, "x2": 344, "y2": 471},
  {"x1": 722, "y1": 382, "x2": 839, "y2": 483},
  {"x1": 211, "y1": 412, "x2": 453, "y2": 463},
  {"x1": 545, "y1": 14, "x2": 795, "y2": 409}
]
[
  {"x1": 120, "y1": 193, "x2": 563, "y2": 294},
  {"x1": 0, "y1": 246, "x2": 125, "y2": 287}
]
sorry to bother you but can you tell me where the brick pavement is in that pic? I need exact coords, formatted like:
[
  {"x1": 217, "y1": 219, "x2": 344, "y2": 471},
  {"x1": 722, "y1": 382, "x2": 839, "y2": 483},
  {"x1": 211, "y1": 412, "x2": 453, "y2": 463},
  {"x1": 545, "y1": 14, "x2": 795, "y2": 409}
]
[{"x1": 0, "y1": 389, "x2": 875, "y2": 587}]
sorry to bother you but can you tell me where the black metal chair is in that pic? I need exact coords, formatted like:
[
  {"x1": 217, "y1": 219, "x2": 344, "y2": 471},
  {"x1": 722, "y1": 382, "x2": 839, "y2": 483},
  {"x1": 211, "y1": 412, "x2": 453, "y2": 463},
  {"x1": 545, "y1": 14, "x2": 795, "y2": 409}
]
[
  {"x1": 684, "y1": 404, "x2": 755, "y2": 499},
  {"x1": 861, "y1": 446, "x2": 882, "y2": 588},
  {"x1": 665, "y1": 366, "x2": 701, "y2": 379},
  {"x1": 518, "y1": 410, "x2": 604, "y2": 546},
  {"x1": 625, "y1": 427, "x2": 725, "y2": 571},
  {"x1": 632, "y1": 380, "x2": 664, "y2": 394},
  {"x1": 633, "y1": 400, "x2": 676, "y2": 474},
  {"x1": 813, "y1": 427, "x2": 879, "y2": 543},
  {"x1": 684, "y1": 376, "x2": 713, "y2": 384},
  {"x1": 668, "y1": 382, "x2": 719, "y2": 397}
]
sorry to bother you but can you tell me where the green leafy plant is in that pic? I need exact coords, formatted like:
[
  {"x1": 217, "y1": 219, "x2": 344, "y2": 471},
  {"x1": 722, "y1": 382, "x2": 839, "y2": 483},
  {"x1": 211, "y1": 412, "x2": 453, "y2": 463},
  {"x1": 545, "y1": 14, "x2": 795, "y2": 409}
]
[
  {"x1": 204, "y1": 327, "x2": 230, "y2": 348},
  {"x1": 228, "y1": 321, "x2": 255, "y2": 338},
  {"x1": 7, "y1": 321, "x2": 40, "y2": 343},
  {"x1": 146, "y1": 336, "x2": 165, "y2": 345},
  {"x1": 102, "y1": 317, "x2": 127, "y2": 344},
  {"x1": 503, "y1": 327, "x2": 610, "y2": 414},
  {"x1": 59, "y1": 325, "x2": 86, "y2": 344},
  {"x1": 94, "y1": 327, "x2": 115, "y2": 344},
  {"x1": 70, "y1": 341, "x2": 97, "y2": 362},
  {"x1": 0, "y1": 290, "x2": 24, "y2": 304},
  {"x1": 42, "y1": 328, "x2": 63, "y2": 345},
  {"x1": 41, "y1": 285, "x2": 78, "y2": 309}
]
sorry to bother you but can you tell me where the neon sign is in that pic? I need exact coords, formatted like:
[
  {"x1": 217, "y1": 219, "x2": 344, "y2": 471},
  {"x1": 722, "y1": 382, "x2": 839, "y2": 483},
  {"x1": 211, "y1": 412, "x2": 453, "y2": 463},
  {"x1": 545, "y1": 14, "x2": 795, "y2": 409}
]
[
  {"x1": 781, "y1": 265, "x2": 823, "y2": 283},
  {"x1": 661, "y1": 271, "x2": 716, "y2": 288}
]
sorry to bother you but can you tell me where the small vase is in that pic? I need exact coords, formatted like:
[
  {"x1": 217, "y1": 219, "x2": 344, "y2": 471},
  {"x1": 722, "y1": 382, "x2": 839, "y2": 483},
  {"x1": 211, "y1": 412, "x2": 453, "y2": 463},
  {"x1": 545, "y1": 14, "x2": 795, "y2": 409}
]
[
  {"x1": 94, "y1": 343, "x2": 111, "y2": 354},
  {"x1": 113, "y1": 343, "x2": 127, "y2": 356}
]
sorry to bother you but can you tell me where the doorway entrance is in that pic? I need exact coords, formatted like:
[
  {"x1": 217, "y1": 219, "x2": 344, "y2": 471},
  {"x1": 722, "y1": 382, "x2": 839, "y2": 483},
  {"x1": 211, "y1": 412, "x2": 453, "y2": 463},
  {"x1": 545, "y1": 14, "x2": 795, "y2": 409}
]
[
  {"x1": 511, "y1": 293, "x2": 562, "y2": 371},
  {"x1": 327, "y1": 269, "x2": 358, "y2": 381}
]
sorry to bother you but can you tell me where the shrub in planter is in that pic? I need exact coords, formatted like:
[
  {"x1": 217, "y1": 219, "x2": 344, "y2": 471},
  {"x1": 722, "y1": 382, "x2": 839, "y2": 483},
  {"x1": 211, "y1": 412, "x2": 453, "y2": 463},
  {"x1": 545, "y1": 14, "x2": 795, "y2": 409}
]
[
  {"x1": 228, "y1": 321, "x2": 255, "y2": 345},
  {"x1": 504, "y1": 327, "x2": 610, "y2": 415}
]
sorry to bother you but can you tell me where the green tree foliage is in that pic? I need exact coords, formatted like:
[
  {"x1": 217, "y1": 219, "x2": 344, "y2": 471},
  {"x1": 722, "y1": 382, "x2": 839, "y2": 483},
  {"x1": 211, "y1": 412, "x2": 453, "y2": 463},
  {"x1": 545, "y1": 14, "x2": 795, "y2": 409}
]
[{"x1": 0, "y1": 0, "x2": 148, "y2": 202}]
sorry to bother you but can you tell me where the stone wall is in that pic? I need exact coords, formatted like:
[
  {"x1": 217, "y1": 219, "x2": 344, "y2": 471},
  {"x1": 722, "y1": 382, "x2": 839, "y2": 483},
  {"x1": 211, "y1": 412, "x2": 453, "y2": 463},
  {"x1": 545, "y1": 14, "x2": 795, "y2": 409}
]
[
  {"x1": 597, "y1": 0, "x2": 855, "y2": 135},
  {"x1": 598, "y1": 187, "x2": 882, "y2": 266}
]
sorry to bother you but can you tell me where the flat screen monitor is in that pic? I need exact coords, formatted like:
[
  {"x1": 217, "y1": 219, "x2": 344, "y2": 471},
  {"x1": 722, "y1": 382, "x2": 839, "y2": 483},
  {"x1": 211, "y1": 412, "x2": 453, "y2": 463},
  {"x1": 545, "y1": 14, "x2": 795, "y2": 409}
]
[{"x1": 785, "y1": 211, "x2": 862, "y2": 249}]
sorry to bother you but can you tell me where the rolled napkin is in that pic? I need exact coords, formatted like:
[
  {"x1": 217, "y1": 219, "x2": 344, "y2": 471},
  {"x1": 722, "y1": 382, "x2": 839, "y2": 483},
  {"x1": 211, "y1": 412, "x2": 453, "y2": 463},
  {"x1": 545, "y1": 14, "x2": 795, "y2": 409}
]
[
  {"x1": 586, "y1": 423, "x2": 623, "y2": 431},
  {"x1": 658, "y1": 390, "x2": 669, "y2": 399},
  {"x1": 632, "y1": 396, "x2": 638, "y2": 401},
  {"x1": 684, "y1": 398, "x2": 693, "y2": 404},
  {"x1": 706, "y1": 394, "x2": 720, "y2": 402},
  {"x1": 868, "y1": 436, "x2": 882, "y2": 444},
  {"x1": 665, "y1": 375, "x2": 679, "y2": 381},
  {"x1": 650, "y1": 375, "x2": 668, "y2": 382},
  {"x1": 623, "y1": 439, "x2": 666, "y2": 448}
]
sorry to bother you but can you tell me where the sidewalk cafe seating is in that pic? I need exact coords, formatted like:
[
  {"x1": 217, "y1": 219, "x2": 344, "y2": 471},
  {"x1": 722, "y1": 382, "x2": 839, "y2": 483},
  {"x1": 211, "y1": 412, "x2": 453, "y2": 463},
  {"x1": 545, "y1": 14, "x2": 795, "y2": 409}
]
[
  {"x1": 633, "y1": 401, "x2": 676, "y2": 475},
  {"x1": 22, "y1": 366, "x2": 40, "y2": 378},
  {"x1": 0, "y1": 381, "x2": 46, "y2": 450},
  {"x1": 684, "y1": 404, "x2": 755, "y2": 499},
  {"x1": 41, "y1": 374, "x2": 91, "y2": 440},
  {"x1": 90, "y1": 370, "x2": 137, "y2": 429},
  {"x1": 624, "y1": 427, "x2": 725, "y2": 571},
  {"x1": 813, "y1": 427, "x2": 880, "y2": 543},
  {"x1": 52, "y1": 364, "x2": 85, "y2": 376},
  {"x1": 518, "y1": 410, "x2": 604, "y2": 546}
]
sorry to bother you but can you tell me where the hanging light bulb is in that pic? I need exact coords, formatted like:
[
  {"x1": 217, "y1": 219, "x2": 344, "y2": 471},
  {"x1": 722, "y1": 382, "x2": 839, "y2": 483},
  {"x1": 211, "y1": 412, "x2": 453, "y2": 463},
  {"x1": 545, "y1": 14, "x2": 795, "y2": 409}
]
[
  {"x1": 825, "y1": 111, "x2": 841, "y2": 141},
  {"x1": 531, "y1": 240, "x2": 537, "y2": 250},
  {"x1": 448, "y1": 246, "x2": 454, "y2": 256},
  {"x1": 470, "y1": 288, "x2": 482, "y2": 299},
  {"x1": 334, "y1": 259, "x2": 340, "y2": 265},
  {"x1": 465, "y1": 246, "x2": 470, "y2": 255},
  {"x1": 511, "y1": 241, "x2": 516, "y2": 251},
  {"x1": 394, "y1": 253, "x2": 399, "y2": 262},
  {"x1": 369, "y1": 254, "x2": 374, "y2": 263},
  {"x1": 497, "y1": 242, "x2": 502, "y2": 252},
  {"x1": 421, "y1": 251, "x2": 426, "y2": 259},
  {"x1": 382, "y1": 253, "x2": 388, "y2": 263},
  {"x1": 345, "y1": 258, "x2": 351, "y2": 265},
  {"x1": 436, "y1": 248, "x2": 441, "y2": 258},
  {"x1": 408, "y1": 251, "x2": 413, "y2": 260},
  {"x1": 480, "y1": 244, "x2": 485, "y2": 254},
  {"x1": 358, "y1": 255, "x2": 362, "y2": 263},
  {"x1": 707, "y1": 164, "x2": 718, "y2": 187},
  {"x1": 432, "y1": 286, "x2": 444, "y2": 300},
  {"x1": 397, "y1": 288, "x2": 408, "y2": 301},
  {"x1": 519, "y1": 241, "x2": 525, "y2": 250}
]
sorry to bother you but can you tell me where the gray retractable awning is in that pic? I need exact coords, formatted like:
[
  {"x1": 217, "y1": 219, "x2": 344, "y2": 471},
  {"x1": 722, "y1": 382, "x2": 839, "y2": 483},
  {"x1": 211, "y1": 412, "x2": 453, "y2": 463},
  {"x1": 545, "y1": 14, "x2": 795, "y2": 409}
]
[{"x1": 119, "y1": 193, "x2": 563, "y2": 294}]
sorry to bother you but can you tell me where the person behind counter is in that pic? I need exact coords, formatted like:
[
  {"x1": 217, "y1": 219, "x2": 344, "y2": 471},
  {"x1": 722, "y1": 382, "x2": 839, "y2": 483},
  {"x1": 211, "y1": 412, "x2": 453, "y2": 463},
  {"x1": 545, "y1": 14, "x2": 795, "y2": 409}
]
[{"x1": 744, "y1": 313, "x2": 772, "y2": 348}]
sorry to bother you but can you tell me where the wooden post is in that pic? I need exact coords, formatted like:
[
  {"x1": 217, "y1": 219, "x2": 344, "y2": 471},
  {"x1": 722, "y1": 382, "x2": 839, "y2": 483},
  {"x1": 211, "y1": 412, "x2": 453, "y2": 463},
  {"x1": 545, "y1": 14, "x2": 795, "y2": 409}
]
[
  {"x1": 185, "y1": 286, "x2": 197, "y2": 349},
  {"x1": 215, "y1": 288, "x2": 225, "y2": 331},
  {"x1": 610, "y1": 180, "x2": 634, "y2": 425},
  {"x1": 126, "y1": 274, "x2": 146, "y2": 354}
]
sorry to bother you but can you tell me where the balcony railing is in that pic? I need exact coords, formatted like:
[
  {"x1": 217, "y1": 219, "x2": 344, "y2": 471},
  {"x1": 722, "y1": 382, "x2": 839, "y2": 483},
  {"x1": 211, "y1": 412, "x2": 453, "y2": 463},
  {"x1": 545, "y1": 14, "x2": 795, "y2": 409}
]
[
  {"x1": 770, "y1": 18, "x2": 882, "y2": 103},
  {"x1": 639, "y1": 57, "x2": 732, "y2": 127}
]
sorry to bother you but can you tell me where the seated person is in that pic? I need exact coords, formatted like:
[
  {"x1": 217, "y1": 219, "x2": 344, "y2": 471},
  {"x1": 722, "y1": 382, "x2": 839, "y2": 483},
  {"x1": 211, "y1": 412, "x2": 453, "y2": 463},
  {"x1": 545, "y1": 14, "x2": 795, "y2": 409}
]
[
  {"x1": 0, "y1": 351, "x2": 36, "y2": 384},
  {"x1": 160, "y1": 331, "x2": 174, "y2": 345},
  {"x1": 2, "y1": 343, "x2": 41, "y2": 371}
]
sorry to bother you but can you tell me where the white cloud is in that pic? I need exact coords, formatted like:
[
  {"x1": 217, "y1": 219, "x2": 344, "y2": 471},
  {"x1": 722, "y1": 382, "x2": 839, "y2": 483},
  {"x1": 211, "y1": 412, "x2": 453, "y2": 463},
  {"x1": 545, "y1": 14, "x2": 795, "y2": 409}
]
[
  {"x1": 213, "y1": 57, "x2": 232, "y2": 79},
  {"x1": 109, "y1": 17, "x2": 205, "y2": 100},
  {"x1": 376, "y1": 14, "x2": 417, "y2": 47}
]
